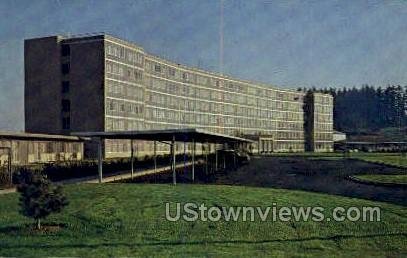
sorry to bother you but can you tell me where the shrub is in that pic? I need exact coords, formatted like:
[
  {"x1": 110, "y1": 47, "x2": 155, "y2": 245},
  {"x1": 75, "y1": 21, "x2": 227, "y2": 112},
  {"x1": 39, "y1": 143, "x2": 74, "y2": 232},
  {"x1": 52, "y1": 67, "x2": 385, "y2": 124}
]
[
  {"x1": 16, "y1": 169, "x2": 69, "y2": 230},
  {"x1": 0, "y1": 168, "x2": 10, "y2": 186}
]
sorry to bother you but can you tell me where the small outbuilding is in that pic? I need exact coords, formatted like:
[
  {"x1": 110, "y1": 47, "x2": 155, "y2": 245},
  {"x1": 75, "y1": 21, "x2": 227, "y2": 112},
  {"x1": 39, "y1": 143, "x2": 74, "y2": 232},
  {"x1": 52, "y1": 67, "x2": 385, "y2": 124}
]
[{"x1": 0, "y1": 131, "x2": 85, "y2": 166}]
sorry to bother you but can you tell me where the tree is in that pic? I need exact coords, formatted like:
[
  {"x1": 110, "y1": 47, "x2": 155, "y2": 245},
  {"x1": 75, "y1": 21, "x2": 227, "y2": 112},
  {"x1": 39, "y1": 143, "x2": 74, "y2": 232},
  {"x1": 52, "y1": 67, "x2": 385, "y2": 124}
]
[{"x1": 16, "y1": 169, "x2": 69, "y2": 230}]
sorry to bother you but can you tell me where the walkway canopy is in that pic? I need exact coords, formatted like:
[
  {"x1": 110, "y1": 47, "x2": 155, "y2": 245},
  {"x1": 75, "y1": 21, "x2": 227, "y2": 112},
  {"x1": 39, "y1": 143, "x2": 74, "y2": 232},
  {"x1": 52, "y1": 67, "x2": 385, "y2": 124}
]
[
  {"x1": 73, "y1": 128, "x2": 253, "y2": 144},
  {"x1": 72, "y1": 128, "x2": 253, "y2": 184}
]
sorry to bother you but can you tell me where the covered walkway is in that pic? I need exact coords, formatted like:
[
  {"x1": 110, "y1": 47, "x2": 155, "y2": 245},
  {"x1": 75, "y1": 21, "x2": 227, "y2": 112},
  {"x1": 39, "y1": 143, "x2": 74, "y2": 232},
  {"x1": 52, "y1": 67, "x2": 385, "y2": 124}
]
[{"x1": 73, "y1": 128, "x2": 253, "y2": 185}]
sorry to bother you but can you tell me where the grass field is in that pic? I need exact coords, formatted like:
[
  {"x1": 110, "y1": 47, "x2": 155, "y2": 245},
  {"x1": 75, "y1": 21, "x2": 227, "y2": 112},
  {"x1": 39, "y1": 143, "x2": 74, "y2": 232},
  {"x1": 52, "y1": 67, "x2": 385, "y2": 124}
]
[
  {"x1": 349, "y1": 153, "x2": 407, "y2": 168},
  {"x1": 269, "y1": 152, "x2": 407, "y2": 168},
  {"x1": 355, "y1": 174, "x2": 407, "y2": 185},
  {"x1": 0, "y1": 183, "x2": 406, "y2": 257}
]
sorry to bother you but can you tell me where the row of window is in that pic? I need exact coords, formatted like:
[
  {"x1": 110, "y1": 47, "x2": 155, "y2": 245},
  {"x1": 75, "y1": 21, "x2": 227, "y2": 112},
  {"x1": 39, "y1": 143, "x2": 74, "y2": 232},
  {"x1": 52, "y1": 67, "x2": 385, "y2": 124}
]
[
  {"x1": 105, "y1": 118, "x2": 144, "y2": 131},
  {"x1": 314, "y1": 95, "x2": 333, "y2": 105},
  {"x1": 146, "y1": 93, "x2": 303, "y2": 118},
  {"x1": 144, "y1": 107, "x2": 304, "y2": 131},
  {"x1": 106, "y1": 80, "x2": 144, "y2": 101},
  {"x1": 314, "y1": 143, "x2": 333, "y2": 151},
  {"x1": 275, "y1": 132, "x2": 304, "y2": 140},
  {"x1": 314, "y1": 133, "x2": 333, "y2": 141},
  {"x1": 106, "y1": 99, "x2": 144, "y2": 117},
  {"x1": 273, "y1": 142, "x2": 305, "y2": 152},
  {"x1": 106, "y1": 44, "x2": 143, "y2": 65},
  {"x1": 145, "y1": 59, "x2": 304, "y2": 101},
  {"x1": 315, "y1": 123, "x2": 333, "y2": 131},
  {"x1": 314, "y1": 113, "x2": 333, "y2": 123},
  {"x1": 147, "y1": 93, "x2": 304, "y2": 121},
  {"x1": 277, "y1": 121, "x2": 304, "y2": 130},
  {"x1": 106, "y1": 62, "x2": 143, "y2": 82},
  {"x1": 315, "y1": 105, "x2": 333, "y2": 113},
  {"x1": 146, "y1": 76, "x2": 304, "y2": 109}
]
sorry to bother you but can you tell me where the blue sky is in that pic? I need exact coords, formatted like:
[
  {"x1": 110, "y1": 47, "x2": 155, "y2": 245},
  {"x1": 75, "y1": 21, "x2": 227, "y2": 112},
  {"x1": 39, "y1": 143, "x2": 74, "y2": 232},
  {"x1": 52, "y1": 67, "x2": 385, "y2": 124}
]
[{"x1": 0, "y1": 0, "x2": 406, "y2": 130}]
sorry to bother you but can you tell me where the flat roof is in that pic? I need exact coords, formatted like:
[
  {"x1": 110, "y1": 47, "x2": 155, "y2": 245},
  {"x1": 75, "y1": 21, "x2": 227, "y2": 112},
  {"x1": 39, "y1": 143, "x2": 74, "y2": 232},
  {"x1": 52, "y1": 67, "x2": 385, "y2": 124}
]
[
  {"x1": 72, "y1": 128, "x2": 254, "y2": 144},
  {"x1": 0, "y1": 131, "x2": 86, "y2": 142}
]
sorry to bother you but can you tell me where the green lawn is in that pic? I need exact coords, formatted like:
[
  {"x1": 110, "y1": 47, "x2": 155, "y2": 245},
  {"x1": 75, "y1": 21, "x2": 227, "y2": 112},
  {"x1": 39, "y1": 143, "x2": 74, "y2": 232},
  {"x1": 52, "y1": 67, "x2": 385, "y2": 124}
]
[
  {"x1": 269, "y1": 152, "x2": 343, "y2": 157},
  {"x1": 268, "y1": 152, "x2": 407, "y2": 168},
  {"x1": 0, "y1": 183, "x2": 406, "y2": 257},
  {"x1": 350, "y1": 153, "x2": 407, "y2": 168},
  {"x1": 355, "y1": 174, "x2": 407, "y2": 185}
]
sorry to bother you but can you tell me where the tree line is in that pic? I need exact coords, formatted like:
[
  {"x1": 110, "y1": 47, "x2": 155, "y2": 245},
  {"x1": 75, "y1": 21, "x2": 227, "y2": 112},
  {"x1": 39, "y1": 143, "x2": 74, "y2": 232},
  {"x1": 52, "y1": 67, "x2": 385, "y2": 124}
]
[{"x1": 298, "y1": 85, "x2": 407, "y2": 133}]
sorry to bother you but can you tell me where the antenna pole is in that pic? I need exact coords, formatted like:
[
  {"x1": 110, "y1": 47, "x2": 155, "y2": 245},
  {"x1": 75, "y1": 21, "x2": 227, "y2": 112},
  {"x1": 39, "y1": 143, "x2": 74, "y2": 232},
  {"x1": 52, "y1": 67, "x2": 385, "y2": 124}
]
[{"x1": 219, "y1": 0, "x2": 224, "y2": 75}]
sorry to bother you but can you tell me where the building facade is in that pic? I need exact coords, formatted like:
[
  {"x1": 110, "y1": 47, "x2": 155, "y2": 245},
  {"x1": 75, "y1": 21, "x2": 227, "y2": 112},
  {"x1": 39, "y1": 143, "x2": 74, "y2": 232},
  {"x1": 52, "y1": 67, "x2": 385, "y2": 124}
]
[{"x1": 25, "y1": 34, "x2": 333, "y2": 158}]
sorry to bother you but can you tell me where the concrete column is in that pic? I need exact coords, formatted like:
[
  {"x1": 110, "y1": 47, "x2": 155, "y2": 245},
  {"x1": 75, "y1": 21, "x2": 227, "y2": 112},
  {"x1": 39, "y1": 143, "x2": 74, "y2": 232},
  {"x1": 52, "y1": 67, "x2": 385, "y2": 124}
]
[
  {"x1": 205, "y1": 142, "x2": 208, "y2": 175},
  {"x1": 183, "y1": 141, "x2": 186, "y2": 171},
  {"x1": 154, "y1": 141, "x2": 157, "y2": 172},
  {"x1": 172, "y1": 135, "x2": 176, "y2": 185},
  {"x1": 233, "y1": 143, "x2": 237, "y2": 170},
  {"x1": 258, "y1": 139, "x2": 261, "y2": 155},
  {"x1": 130, "y1": 139, "x2": 134, "y2": 179},
  {"x1": 192, "y1": 139, "x2": 195, "y2": 182},
  {"x1": 7, "y1": 148, "x2": 12, "y2": 185},
  {"x1": 222, "y1": 143, "x2": 226, "y2": 170},
  {"x1": 215, "y1": 143, "x2": 218, "y2": 171},
  {"x1": 97, "y1": 138, "x2": 103, "y2": 183}
]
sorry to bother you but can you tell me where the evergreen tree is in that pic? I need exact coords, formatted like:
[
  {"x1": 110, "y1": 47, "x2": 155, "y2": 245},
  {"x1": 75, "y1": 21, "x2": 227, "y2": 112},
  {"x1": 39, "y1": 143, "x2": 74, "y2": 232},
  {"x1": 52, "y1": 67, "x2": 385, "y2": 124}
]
[
  {"x1": 16, "y1": 169, "x2": 69, "y2": 230},
  {"x1": 311, "y1": 84, "x2": 407, "y2": 133}
]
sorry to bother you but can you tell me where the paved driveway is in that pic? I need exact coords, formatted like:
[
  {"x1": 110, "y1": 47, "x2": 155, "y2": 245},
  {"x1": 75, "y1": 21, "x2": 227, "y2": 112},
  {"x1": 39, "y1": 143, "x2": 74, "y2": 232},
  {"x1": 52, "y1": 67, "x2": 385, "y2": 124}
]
[{"x1": 215, "y1": 157, "x2": 406, "y2": 206}]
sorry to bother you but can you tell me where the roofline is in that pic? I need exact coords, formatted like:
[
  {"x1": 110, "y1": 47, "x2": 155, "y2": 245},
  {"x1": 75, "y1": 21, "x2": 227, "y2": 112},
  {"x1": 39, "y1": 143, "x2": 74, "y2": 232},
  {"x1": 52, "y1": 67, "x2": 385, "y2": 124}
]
[
  {"x1": 71, "y1": 128, "x2": 254, "y2": 143},
  {"x1": 0, "y1": 131, "x2": 87, "y2": 142},
  {"x1": 40, "y1": 33, "x2": 330, "y2": 96}
]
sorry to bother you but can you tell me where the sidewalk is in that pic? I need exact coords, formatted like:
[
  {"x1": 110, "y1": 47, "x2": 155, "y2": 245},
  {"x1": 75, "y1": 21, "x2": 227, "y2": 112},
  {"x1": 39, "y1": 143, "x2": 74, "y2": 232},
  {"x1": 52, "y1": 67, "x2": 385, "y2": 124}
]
[
  {"x1": 0, "y1": 187, "x2": 16, "y2": 195},
  {"x1": 0, "y1": 160, "x2": 201, "y2": 195}
]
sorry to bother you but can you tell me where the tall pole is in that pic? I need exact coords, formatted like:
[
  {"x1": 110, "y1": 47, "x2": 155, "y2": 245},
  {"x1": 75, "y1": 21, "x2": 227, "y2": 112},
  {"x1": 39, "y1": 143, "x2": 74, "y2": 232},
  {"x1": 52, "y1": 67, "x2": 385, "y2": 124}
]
[
  {"x1": 192, "y1": 139, "x2": 195, "y2": 182},
  {"x1": 154, "y1": 141, "x2": 157, "y2": 172},
  {"x1": 233, "y1": 143, "x2": 237, "y2": 170},
  {"x1": 215, "y1": 142, "x2": 218, "y2": 171},
  {"x1": 97, "y1": 138, "x2": 103, "y2": 183},
  {"x1": 205, "y1": 142, "x2": 208, "y2": 175},
  {"x1": 219, "y1": 0, "x2": 224, "y2": 75},
  {"x1": 130, "y1": 139, "x2": 134, "y2": 179},
  {"x1": 8, "y1": 148, "x2": 12, "y2": 185},
  {"x1": 183, "y1": 140, "x2": 186, "y2": 172},
  {"x1": 172, "y1": 135, "x2": 176, "y2": 185}
]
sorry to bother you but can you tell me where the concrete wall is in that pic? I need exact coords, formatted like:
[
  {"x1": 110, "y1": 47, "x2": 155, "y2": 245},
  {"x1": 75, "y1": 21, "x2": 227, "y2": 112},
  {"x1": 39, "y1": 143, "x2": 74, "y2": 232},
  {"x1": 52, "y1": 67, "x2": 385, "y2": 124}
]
[
  {"x1": 25, "y1": 36, "x2": 63, "y2": 134},
  {"x1": 68, "y1": 40, "x2": 105, "y2": 133}
]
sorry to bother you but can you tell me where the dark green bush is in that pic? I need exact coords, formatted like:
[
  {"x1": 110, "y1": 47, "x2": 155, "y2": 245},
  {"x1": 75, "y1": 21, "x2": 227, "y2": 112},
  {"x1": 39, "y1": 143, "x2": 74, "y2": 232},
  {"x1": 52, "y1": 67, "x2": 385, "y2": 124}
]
[
  {"x1": 0, "y1": 168, "x2": 10, "y2": 186},
  {"x1": 16, "y1": 169, "x2": 69, "y2": 230}
]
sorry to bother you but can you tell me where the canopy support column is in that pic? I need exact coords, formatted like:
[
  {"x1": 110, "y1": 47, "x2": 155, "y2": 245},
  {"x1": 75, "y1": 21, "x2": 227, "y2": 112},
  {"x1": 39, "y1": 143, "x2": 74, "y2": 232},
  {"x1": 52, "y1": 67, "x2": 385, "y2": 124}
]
[
  {"x1": 183, "y1": 141, "x2": 186, "y2": 171},
  {"x1": 223, "y1": 144, "x2": 226, "y2": 170},
  {"x1": 130, "y1": 139, "x2": 134, "y2": 179},
  {"x1": 154, "y1": 141, "x2": 157, "y2": 172},
  {"x1": 192, "y1": 139, "x2": 195, "y2": 182},
  {"x1": 215, "y1": 142, "x2": 218, "y2": 171},
  {"x1": 7, "y1": 147, "x2": 12, "y2": 185},
  {"x1": 172, "y1": 135, "x2": 176, "y2": 185},
  {"x1": 205, "y1": 142, "x2": 208, "y2": 175},
  {"x1": 233, "y1": 143, "x2": 237, "y2": 170},
  {"x1": 97, "y1": 138, "x2": 103, "y2": 183}
]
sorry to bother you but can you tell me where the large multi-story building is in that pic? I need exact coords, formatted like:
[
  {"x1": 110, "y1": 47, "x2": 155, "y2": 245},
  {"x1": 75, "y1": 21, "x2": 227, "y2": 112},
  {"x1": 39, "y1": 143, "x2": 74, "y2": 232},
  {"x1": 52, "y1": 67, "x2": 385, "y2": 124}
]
[{"x1": 24, "y1": 34, "x2": 333, "y2": 158}]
